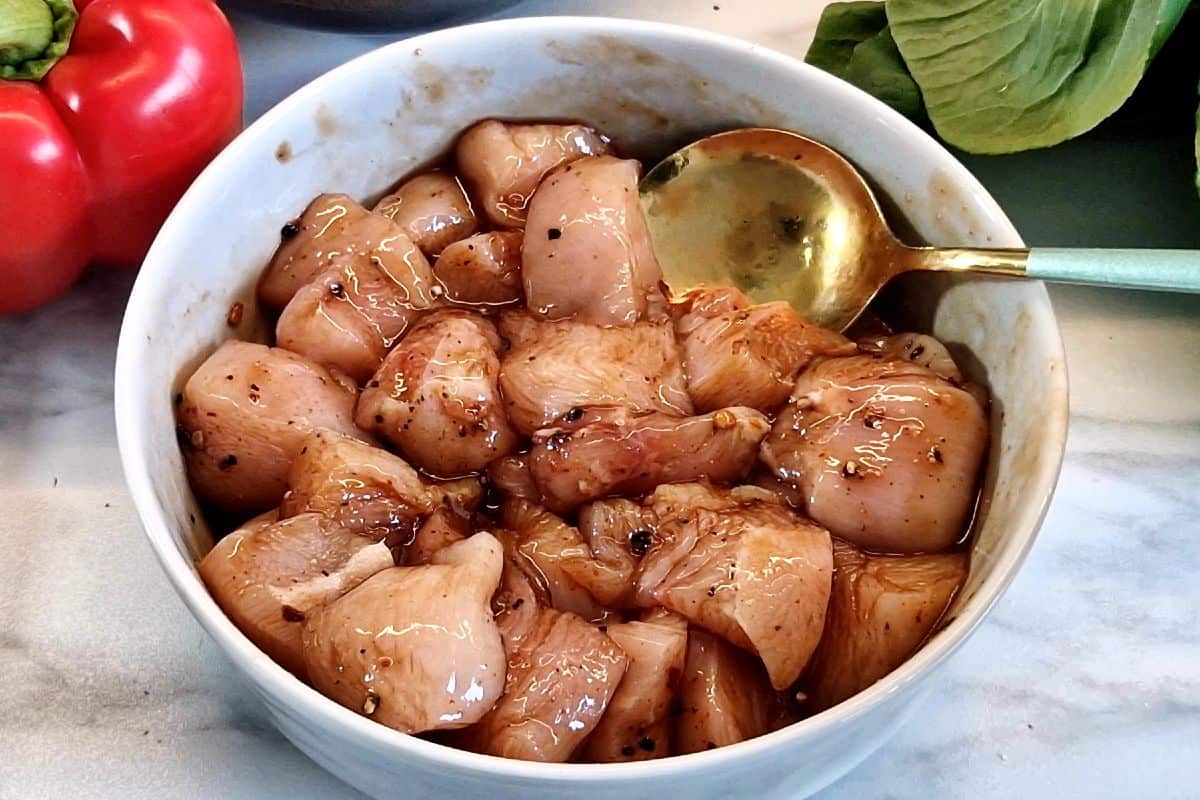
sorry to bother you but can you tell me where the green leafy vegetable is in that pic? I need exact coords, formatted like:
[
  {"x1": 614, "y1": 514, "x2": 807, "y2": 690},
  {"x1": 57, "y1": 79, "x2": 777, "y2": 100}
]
[
  {"x1": 806, "y1": 0, "x2": 1191, "y2": 155},
  {"x1": 886, "y1": 0, "x2": 1191, "y2": 154},
  {"x1": 805, "y1": 2, "x2": 925, "y2": 121}
]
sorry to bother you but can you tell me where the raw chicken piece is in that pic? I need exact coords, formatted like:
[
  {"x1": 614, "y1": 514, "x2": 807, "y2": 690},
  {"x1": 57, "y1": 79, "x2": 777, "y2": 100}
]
[
  {"x1": 748, "y1": 468, "x2": 807, "y2": 512},
  {"x1": 523, "y1": 155, "x2": 666, "y2": 326},
  {"x1": 805, "y1": 539, "x2": 966, "y2": 711},
  {"x1": 501, "y1": 499, "x2": 628, "y2": 619},
  {"x1": 461, "y1": 592, "x2": 628, "y2": 762},
  {"x1": 879, "y1": 333, "x2": 963, "y2": 383},
  {"x1": 199, "y1": 511, "x2": 393, "y2": 677},
  {"x1": 676, "y1": 628, "x2": 789, "y2": 754},
  {"x1": 528, "y1": 406, "x2": 770, "y2": 513},
  {"x1": 498, "y1": 310, "x2": 692, "y2": 435},
  {"x1": 301, "y1": 534, "x2": 506, "y2": 733},
  {"x1": 373, "y1": 171, "x2": 477, "y2": 256},
  {"x1": 433, "y1": 231, "x2": 523, "y2": 309},
  {"x1": 582, "y1": 609, "x2": 688, "y2": 762},
  {"x1": 486, "y1": 453, "x2": 540, "y2": 501},
  {"x1": 760, "y1": 350, "x2": 988, "y2": 553},
  {"x1": 407, "y1": 507, "x2": 470, "y2": 566},
  {"x1": 275, "y1": 230, "x2": 437, "y2": 381},
  {"x1": 577, "y1": 498, "x2": 650, "y2": 581},
  {"x1": 672, "y1": 285, "x2": 856, "y2": 413},
  {"x1": 634, "y1": 483, "x2": 833, "y2": 690},
  {"x1": 176, "y1": 340, "x2": 363, "y2": 513},
  {"x1": 455, "y1": 119, "x2": 611, "y2": 228},
  {"x1": 259, "y1": 194, "x2": 412, "y2": 310},
  {"x1": 356, "y1": 310, "x2": 518, "y2": 478},
  {"x1": 279, "y1": 430, "x2": 479, "y2": 546}
]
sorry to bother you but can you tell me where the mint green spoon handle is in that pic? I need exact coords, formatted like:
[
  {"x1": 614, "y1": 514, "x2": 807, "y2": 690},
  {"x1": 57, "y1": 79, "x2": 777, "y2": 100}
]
[{"x1": 1026, "y1": 248, "x2": 1200, "y2": 292}]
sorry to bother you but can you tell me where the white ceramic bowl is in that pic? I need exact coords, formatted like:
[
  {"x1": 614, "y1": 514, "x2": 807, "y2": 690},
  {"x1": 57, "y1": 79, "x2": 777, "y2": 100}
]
[{"x1": 114, "y1": 16, "x2": 1069, "y2": 800}]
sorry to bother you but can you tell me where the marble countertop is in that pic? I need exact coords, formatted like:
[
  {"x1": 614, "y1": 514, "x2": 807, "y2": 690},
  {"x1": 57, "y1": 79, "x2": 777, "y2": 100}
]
[{"x1": 2, "y1": 2, "x2": 1199, "y2": 798}]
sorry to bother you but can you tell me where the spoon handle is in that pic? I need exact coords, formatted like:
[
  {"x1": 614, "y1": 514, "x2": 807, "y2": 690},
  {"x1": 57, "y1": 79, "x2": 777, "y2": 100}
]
[
  {"x1": 910, "y1": 247, "x2": 1200, "y2": 293},
  {"x1": 1026, "y1": 248, "x2": 1200, "y2": 293}
]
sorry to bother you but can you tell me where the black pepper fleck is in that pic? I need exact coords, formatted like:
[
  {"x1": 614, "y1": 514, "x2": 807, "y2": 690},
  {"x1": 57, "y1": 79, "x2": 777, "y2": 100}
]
[
  {"x1": 280, "y1": 220, "x2": 301, "y2": 239},
  {"x1": 218, "y1": 454, "x2": 238, "y2": 470},
  {"x1": 629, "y1": 529, "x2": 653, "y2": 556},
  {"x1": 638, "y1": 737, "x2": 656, "y2": 752},
  {"x1": 547, "y1": 227, "x2": 562, "y2": 240},
  {"x1": 329, "y1": 282, "x2": 345, "y2": 297}
]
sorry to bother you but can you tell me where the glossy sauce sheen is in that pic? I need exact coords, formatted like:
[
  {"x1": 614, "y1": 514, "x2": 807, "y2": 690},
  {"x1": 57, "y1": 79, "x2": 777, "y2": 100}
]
[{"x1": 186, "y1": 117, "x2": 987, "y2": 763}]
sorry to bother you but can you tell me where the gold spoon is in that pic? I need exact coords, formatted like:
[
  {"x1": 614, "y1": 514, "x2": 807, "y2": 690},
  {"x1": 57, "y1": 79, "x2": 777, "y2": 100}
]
[{"x1": 638, "y1": 128, "x2": 1200, "y2": 331}]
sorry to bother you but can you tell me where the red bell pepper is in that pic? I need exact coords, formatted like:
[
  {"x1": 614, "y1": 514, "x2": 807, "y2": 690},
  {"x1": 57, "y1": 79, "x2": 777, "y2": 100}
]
[{"x1": 0, "y1": 0, "x2": 242, "y2": 314}]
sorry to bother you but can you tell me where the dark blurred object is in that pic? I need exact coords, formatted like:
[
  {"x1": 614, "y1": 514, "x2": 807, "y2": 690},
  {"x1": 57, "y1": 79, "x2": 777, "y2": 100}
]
[{"x1": 220, "y1": 0, "x2": 518, "y2": 31}]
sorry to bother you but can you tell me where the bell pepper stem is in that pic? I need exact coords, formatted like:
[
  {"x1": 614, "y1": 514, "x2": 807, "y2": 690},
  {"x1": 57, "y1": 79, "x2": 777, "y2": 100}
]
[{"x1": 0, "y1": 0, "x2": 77, "y2": 81}]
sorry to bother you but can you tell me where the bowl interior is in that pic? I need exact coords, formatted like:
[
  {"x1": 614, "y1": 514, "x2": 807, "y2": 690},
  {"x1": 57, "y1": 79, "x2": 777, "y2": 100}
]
[{"x1": 115, "y1": 15, "x2": 1068, "y2": 785}]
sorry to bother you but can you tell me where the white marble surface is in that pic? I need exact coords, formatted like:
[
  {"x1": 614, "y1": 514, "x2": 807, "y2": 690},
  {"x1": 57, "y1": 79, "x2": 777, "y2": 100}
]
[{"x1": 2, "y1": 2, "x2": 1199, "y2": 798}]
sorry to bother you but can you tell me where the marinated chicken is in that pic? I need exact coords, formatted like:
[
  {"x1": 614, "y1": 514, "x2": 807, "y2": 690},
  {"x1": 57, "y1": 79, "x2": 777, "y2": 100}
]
[
  {"x1": 673, "y1": 285, "x2": 856, "y2": 413},
  {"x1": 460, "y1": 563, "x2": 628, "y2": 762},
  {"x1": 433, "y1": 230, "x2": 524, "y2": 309},
  {"x1": 676, "y1": 628, "x2": 790, "y2": 754},
  {"x1": 760, "y1": 349, "x2": 988, "y2": 553},
  {"x1": 455, "y1": 119, "x2": 611, "y2": 228},
  {"x1": 260, "y1": 194, "x2": 412, "y2": 311},
  {"x1": 804, "y1": 539, "x2": 966, "y2": 711},
  {"x1": 279, "y1": 429, "x2": 480, "y2": 546},
  {"x1": 356, "y1": 310, "x2": 518, "y2": 477},
  {"x1": 198, "y1": 511, "x2": 394, "y2": 677},
  {"x1": 188, "y1": 118, "x2": 991, "y2": 763},
  {"x1": 500, "y1": 499, "x2": 630, "y2": 620},
  {"x1": 635, "y1": 484, "x2": 833, "y2": 690},
  {"x1": 373, "y1": 170, "x2": 478, "y2": 256},
  {"x1": 407, "y1": 506, "x2": 470, "y2": 566},
  {"x1": 275, "y1": 229, "x2": 437, "y2": 381},
  {"x1": 177, "y1": 340, "x2": 363, "y2": 513},
  {"x1": 527, "y1": 406, "x2": 770, "y2": 513},
  {"x1": 486, "y1": 453, "x2": 540, "y2": 501},
  {"x1": 302, "y1": 533, "x2": 506, "y2": 733},
  {"x1": 498, "y1": 311, "x2": 692, "y2": 435},
  {"x1": 523, "y1": 155, "x2": 666, "y2": 325},
  {"x1": 582, "y1": 609, "x2": 688, "y2": 762}
]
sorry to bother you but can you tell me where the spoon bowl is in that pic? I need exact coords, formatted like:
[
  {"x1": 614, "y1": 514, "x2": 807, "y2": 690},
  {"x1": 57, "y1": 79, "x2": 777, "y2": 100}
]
[{"x1": 640, "y1": 128, "x2": 1197, "y2": 330}]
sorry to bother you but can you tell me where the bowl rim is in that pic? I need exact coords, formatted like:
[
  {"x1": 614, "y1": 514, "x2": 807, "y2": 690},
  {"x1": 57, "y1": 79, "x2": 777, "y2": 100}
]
[{"x1": 114, "y1": 14, "x2": 1069, "y2": 784}]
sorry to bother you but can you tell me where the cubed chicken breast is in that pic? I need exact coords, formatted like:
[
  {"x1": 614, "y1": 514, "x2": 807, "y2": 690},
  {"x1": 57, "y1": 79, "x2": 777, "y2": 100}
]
[
  {"x1": 407, "y1": 506, "x2": 470, "y2": 566},
  {"x1": 279, "y1": 430, "x2": 479, "y2": 546},
  {"x1": 501, "y1": 499, "x2": 631, "y2": 619},
  {"x1": 672, "y1": 285, "x2": 856, "y2": 413},
  {"x1": 805, "y1": 539, "x2": 966, "y2": 711},
  {"x1": 634, "y1": 483, "x2": 833, "y2": 690},
  {"x1": 356, "y1": 310, "x2": 518, "y2": 478},
  {"x1": 275, "y1": 229, "x2": 437, "y2": 381},
  {"x1": 498, "y1": 310, "x2": 692, "y2": 435},
  {"x1": 198, "y1": 511, "x2": 394, "y2": 677},
  {"x1": 577, "y1": 498, "x2": 650, "y2": 578},
  {"x1": 455, "y1": 119, "x2": 611, "y2": 228},
  {"x1": 301, "y1": 534, "x2": 506, "y2": 733},
  {"x1": 486, "y1": 453, "x2": 540, "y2": 501},
  {"x1": 760, "y1": 349, "x2": 988, "y2": 553},
  {"x1": 582, "y1": 609, "x2": 688, "y2": 762},
  {"x1": 522, "y1": 155, "x2": 667, "y2": 326},
  {"x1": 176, "y1": 340, "x2": 364, "y2": 513},
  {"x1": 260, "y1": 194, "x2": 408, "y2": 311},
  {"x1": 460, "y1": 588, "x2": 628, "y2": 762},
  {"x1": 433, "y1": 230, "x2": 524, "y2": 309},
  {"x1": 676, "y1": 628, "x2": 790, "y2": 754},
  {"x1": 372, "y1": 171, "x2": 478, "y2": 256},
  {"x1": 528, "y1": 406, "x2": 770, "y2": 513}
]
